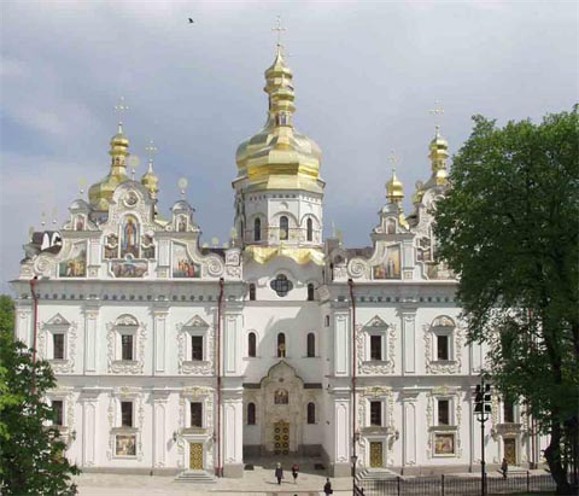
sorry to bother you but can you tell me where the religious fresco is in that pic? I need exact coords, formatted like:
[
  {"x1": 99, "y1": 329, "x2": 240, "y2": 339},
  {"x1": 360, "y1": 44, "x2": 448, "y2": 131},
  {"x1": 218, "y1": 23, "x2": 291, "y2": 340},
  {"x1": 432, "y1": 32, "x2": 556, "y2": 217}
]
[
  {"x1": 172, "y1": 244, "x2": 201, "y2": 278},
  {"x1": 115, "y1": 434, "x2": 136, "y2": 457},
  {"x1": 274, "y1": 389, "x2": 289, "y2": 404},
  {"x1": 434, "y1": 433, "x2": 455, "y2": 456},
  {"x1": 176, "y1": 215, "x2": 188, "y2": 232},
  {"x1": 141, "y1": 234, "x2": 155, "y2": 259},
  {"x1": 373, "y1": 245, "x2": 401, "y2": 279},
  {"x1": 104, "y1": 234, "x2": 119, "y2": 259},
  {"x1": 75, "y1": 215, "x2": 85, "y2": 231},
  {"x1": 120, "y1": 215, "x2": 139, "y2": 258},
  {"x1": 111, "y1": 259, "x2": 148, "y2": 278},
  {"x1": 59, "y1": 243, "x2": 86, "y2": 277}
]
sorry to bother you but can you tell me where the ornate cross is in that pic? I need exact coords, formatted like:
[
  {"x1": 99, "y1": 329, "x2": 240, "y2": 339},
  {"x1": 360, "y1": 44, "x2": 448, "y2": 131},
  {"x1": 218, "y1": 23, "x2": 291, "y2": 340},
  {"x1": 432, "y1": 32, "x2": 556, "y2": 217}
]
[
  {"x1": 272, "y1": 15, "x2": 286, "y2": 46},
  {"x1": 145, "y1": 140, "x2": 158, "y2": 163},
  {"x1": 388, "y1": 149, "x2": 400, "y2": 172},
  {"x1": 429, "y1": 100, "x2": 445, "y2": 132},
  {"x1": 114, "y1": 96, "x2": 129, "y2": 126}
]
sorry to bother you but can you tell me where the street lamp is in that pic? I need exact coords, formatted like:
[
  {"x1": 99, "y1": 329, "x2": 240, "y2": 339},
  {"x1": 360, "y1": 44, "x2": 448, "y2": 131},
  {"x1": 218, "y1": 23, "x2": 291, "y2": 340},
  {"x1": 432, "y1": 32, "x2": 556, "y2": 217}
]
[
  {"x1": 351, "y1": 454, "x2": 358, "y2": 495},
  {"x1": 474, "y1": 374, "x2": 492, "y2": 496}
]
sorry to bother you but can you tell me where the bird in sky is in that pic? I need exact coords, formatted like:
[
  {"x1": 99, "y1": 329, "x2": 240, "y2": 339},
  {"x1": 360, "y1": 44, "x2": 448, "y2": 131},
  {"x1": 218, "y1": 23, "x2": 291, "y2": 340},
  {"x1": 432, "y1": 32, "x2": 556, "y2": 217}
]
[{"x1": 188, "y1": 18, "x2": 194, "y2": 24}]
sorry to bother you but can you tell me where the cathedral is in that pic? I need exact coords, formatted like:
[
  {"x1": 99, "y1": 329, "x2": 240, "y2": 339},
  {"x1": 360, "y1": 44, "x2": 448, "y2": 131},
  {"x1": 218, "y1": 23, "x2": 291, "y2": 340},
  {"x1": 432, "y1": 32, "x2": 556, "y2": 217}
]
[{"x1": 11, "y1": 44, "x2": 546, "y2": 478}]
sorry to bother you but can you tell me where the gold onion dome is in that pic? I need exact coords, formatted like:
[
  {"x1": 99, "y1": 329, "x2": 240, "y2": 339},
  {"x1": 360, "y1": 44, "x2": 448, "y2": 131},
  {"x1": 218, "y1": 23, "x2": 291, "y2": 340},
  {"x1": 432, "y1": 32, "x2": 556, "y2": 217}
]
[
  {"x1": 428, "y1": 126, "x2": 449, "y2": 186},
  {"x1": 235, "y1": 45, "x2": 323, "y2": 193},
  {"x1": 89, "y1": 123, "x2": 131, "y2": 210},
  {"x1": 141, "y1": 160, "x2": 159, "y2": 198},
  {"x1": 386, "y1": 169, "x2": 404, "y2": 204}
]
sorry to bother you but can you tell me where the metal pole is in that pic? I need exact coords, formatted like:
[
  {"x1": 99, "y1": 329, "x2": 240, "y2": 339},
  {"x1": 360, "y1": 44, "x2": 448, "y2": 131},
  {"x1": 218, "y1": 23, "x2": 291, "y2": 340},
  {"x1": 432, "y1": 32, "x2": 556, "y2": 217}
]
[{"x1": 481, "y1": 412, "x2": 486, "y2": 496}]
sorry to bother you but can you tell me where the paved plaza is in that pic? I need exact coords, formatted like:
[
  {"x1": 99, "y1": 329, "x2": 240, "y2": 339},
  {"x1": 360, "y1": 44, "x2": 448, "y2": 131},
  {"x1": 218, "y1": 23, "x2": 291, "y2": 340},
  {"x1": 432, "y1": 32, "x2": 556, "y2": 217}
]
[{"x1": 76, "y1": 457, "x2": 351, "y2": 496}]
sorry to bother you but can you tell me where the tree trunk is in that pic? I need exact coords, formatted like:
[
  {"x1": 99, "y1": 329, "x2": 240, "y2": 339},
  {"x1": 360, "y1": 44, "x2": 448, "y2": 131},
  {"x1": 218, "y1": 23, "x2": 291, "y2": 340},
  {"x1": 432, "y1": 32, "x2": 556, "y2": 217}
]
[{"x1": 544, "y1": 421, "x2": 573, "y2": 494}]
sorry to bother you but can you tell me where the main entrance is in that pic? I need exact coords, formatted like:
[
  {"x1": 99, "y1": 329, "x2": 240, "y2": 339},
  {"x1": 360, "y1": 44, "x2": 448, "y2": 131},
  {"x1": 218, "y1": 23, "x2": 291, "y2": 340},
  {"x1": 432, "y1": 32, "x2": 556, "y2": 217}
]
[
  {"x1": 504, "y1": 438, "x2": 517, "y2": 465},
  {"x1": 370, "y1": 441, "x2": 383, "y2": 468},
  {"x1": 189, "y1": 442, "x2": 203, "y2": 469},
  {"x1": 273, "y1": 421, "x2": 290, "y2": 455}
]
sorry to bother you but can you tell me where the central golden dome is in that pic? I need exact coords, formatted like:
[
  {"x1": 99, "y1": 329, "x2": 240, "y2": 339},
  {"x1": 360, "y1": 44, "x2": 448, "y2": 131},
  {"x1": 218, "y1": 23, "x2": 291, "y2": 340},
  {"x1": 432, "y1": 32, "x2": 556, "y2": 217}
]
[{"x1": 235, "y1": 46, "x2": 323, "y2": 193}]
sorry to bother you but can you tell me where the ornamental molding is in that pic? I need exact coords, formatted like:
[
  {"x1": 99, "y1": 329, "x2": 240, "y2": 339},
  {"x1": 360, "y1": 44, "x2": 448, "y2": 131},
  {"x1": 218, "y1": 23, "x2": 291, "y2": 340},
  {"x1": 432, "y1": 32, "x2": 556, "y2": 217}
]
[
  {"x1": 423, "y1": 321, "x2": 463, "y2": 375},
  {"x1": 106, "y1": 320, "x2": 147, "y2": 374},
  {"x1": 107, "y1": 391, "x2": 145, "y2": 461},
  {"x1": 39, "y1": 316, "x2": 77, "y2": 373},
  {"x1": 176, "y1": 318, "x2": 214, "y2": 375},
  {"x1": 425, "y1": 389, "x2": 463, "y2": 459},
  {"x1": 356, "y1": 321, "x2": 396, "y2": 375}
]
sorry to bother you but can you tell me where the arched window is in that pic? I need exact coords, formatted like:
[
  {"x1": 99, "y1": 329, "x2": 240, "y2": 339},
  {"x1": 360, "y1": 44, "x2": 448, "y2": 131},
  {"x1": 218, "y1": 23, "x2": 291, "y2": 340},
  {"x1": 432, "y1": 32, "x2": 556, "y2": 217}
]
[
  {"x1": 249, "y1": 283, "x2": 256, "y2": 301},
  {"x1": 307, "y1": 283, "x2": 315, "y2": 301},
  {"x1": 277, "y1": 333, "x2": 286, "y2": 358},
  {"x1": 325, "y1": 315, "x2": 330, "y2": 327},
  {"x1": 307, "y1": 332, "x2": 316, "y2": 357},
  {"x1": 247, "y1": 402, "x2": 256, "y2": 425},
  {"x1": 248, "y1": 332, "x2": 257, "y2": 357},
  {"x1": 279, "y1": 216, "x2": 289, "y2": 241},
  {"x1": 307, "y1": 402, "x2": 316, "y2": 424},
  {"x1": 254, "y1": 218, "x2": 261, "y2": 242},
  {"x1": 306, "y1": 218, "x2": 313, "y2": 241}
]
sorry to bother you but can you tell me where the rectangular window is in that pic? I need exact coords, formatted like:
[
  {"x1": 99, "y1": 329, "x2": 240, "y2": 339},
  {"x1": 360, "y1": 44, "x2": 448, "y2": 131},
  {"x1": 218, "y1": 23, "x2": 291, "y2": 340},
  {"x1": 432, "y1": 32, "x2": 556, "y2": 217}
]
[
  {"x1": 52, "y1": 400, "x2": 64, "y2": 426},
  {"x1": 53, "y1": 334, "x2": 65, "y2": 360},
  {"x1": 370, "y1": 401, "x2": 382, "y2": 426},
  {"x1": 191, "y1": 336, "x2": 203, "y2": 361},
  {"x1": 121, "y1": 401, "x2": 133, "y2": 427},
  {"x1": 190, "y1": 402, "x2": 203, "y2": 427},
  {"x1": 438, "y1": 399, "x2": 450, "y2": 426},
  {"x1": 437, "y1": 335, "x2": 449, "y2": 361},
  {"x1": 121, "y1": 334, "x2": 133, "y2": 361},
  {"x1": 370, "y1": 335, "x2": 382, "y2": 361},
  {"x1": 503, "y1": 400, "x2": 515, "y2": 423}
]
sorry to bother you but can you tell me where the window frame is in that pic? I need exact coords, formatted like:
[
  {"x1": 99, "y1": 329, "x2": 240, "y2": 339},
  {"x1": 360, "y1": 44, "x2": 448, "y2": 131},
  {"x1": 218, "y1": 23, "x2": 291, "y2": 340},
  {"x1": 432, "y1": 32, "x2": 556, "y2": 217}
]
[
  {"x1": 248, "y1": 332, "x2": 257, "y2": 358},
  {"x1": 247, "y1": 402, "x2": 256, "y2": 425},
  {"x1": 121, "y1": 401, "x2": 133, "y2": 428},
  {"x1": 370, "y1": 400, "x2": 383, "y2": 427},
  {"x1": 121, "y1": 333, "x2": 134, "y2": 361},
  {"x1": 190, "y1": 401, "x2": 203, "y2": 428},
  {"x1": 306, "y1": 332, "x2": 316, "y2": 357},
  {"x1": 254, "y1": 217, "x2": 261, "y2": 242},
  {"x1": 276, "y1": 333, "x2": 286, "y2": 358},
  {"x1": 307, "y1": 402, "x2": 316, "y2": 424},
  {"x1": 306, "y1": 217, "x2": 313, "y2": 241},
  {"x1": 279, "y1": 216, "x2": 289, "y2": 241},
  {"x1": 249, "y1": 283, "x2": 256, "y2": 301},
  {"x1": 52, "y1": 333, "x2": 66, "y2": 360},
  {"x1": 51, "y1": 399, "x2": 64, "y2": 426},
  {"x1": 191, "y1": 335, "x2": 204, "y2": 361},
  {"x1": 307, "y1": 283, "x2": 315, "y2": 301}
]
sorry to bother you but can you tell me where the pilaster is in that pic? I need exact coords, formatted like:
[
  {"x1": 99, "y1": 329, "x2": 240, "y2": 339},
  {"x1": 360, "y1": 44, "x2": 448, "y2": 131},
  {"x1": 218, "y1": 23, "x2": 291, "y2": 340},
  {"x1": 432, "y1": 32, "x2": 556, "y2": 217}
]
[
  {"x1": 400, "y1": 390, "x2": 419, "y2": 470},
  {"x1": 152, "y1": 304, "x2": 169, "y2": 374},
  {"x1": 79, "y1": 389, "x2": 100, "y2": 467},
  {"x1": 83, "y1": 303, "x2": 100, "y2": 374},
  {"x1": 221, "y1": 389, "x2": 244, "y2": 477},
  {"x1": 399, "y1": 307, "x2": 417, "y2": 375}
]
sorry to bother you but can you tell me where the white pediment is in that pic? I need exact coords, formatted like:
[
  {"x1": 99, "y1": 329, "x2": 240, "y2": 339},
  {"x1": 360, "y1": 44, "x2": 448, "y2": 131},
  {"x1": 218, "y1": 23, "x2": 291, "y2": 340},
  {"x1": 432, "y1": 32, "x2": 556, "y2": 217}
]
[
  {"x1": 45, "y1": 313, "x2": 71, "y2": 327},
  {"x1": 183, "y1": 315, "x2": 209, "y2": 329},
  {"x1": 364, "y1": 315, "x2": 388, "y2": 329}
]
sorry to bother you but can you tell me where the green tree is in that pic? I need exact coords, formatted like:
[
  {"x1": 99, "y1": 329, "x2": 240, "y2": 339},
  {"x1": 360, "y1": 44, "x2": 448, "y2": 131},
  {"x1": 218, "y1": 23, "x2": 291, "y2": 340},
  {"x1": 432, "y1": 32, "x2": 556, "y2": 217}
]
[
  {"x1": 435, "y1": 108, "x2": 579, "y2": 494},
  {"x1": 0, "y1": 294, "x2": 80, "y2": 494}
]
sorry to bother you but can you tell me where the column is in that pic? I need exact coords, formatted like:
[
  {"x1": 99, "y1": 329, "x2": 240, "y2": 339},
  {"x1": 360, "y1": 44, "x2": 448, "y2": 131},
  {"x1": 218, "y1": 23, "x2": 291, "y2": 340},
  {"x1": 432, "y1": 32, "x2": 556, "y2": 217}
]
[
  {"x1": 15, "y1": 305, "x2": 32, "y2": 345},
  {"x1": 334, "y1": 309, "x2": 350, "y2": 376},
  {"x1": 152, "y1": 306, "x2": 168, "y2": 374},
  {"x1": 331, "y1": 392, "x2": 351, "y2": 477},
  {"x1": 221, "y1": 389, "x2": 244, "y2": 477},
  {"x1": 79, "y1": 390, "x2": 100, "y2": 468},
  {"x1": 223, "y1": 311, "x2": 242, "y2": 376},
  {"x1": 83, "y1": 304, "x2": 99, "y2": 374},
  {"x1": 401, "y1": 391, "x2": 419, "y2": 471},
  {"x1": 400, "y1": 308, "x2": 417, "y2": 375},
  {"x1": 152, "y1": 390, "x2": 170, "y2": 471}
]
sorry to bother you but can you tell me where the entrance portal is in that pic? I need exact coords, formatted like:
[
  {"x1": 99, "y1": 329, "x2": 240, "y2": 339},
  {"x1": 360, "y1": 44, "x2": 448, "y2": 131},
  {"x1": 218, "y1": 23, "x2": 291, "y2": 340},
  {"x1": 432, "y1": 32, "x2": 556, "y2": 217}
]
[
  {"x1": 273, "y1": 420, "x2": 290, "y2": 455},
  {"x1": 189, "y1": 442, "x2": 203, "y2": 470},
  {"x1": 504, "y1": 438, "x2": 516, "y2": 465},
  {"x1": 370, "y1": 441, "x2": 383, "y2": 468}
]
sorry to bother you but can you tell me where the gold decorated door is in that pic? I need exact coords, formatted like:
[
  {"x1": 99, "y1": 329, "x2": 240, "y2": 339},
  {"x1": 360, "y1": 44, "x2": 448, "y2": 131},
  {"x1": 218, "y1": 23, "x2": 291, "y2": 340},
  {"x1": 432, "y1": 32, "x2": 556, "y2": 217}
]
[
  {"x1": 189, "y1": 442, "x2": 203, "y2": 470},
  {"x1": 273, "y1": 420, "x2": 290, "y2": 455},
  {"x1": 370, "y1": 441, "x2": 383, "y2": 468},
  {"x1": 504, "y1": 438, "x2": 516, "y2": 465}
]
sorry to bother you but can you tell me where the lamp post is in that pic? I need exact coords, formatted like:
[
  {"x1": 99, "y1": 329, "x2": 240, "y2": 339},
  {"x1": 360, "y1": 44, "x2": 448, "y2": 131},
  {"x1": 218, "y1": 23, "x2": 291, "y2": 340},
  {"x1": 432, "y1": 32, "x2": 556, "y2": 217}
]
[
  {"x1": 351, "y1": 454, "x2": 358, "y2": 495},
  {"x1": 474, "y1": 374, "x2": 492, "y2": 496}
]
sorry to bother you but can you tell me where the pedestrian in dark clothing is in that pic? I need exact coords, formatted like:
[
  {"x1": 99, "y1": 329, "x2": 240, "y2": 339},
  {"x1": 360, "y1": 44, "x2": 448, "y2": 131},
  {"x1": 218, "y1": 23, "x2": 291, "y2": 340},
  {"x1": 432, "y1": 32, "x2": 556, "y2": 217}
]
[
  {"x1": 291, "y1": 463, "x2": 299, "y2": 484},
  {"x1": 501, "y1": 457, "x2": 508, "y2": 479},
  {"x1": 275, "y1": 462, "x2": 283, "y2": 485},
  {"x1": 323, "y1": 477, "x2": 333, "y2": 495}
]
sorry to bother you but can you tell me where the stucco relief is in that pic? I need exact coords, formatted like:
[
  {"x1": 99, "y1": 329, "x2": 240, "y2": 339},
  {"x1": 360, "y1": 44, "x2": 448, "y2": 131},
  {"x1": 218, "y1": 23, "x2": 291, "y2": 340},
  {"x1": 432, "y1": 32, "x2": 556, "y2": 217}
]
[
  {"x1": 106, "y1": 318, "x2": 147, "y2": 374},
  {"x1": 176, "y1": 316, "x2": 214, "y2": 375},
  {"x1": 357, "y1": 318, "x2": 397, "y2": 375},
  {"x1": 426, "y1": 388, "x2": 462, "y2": 459},
  {"x1": 39, "y1": 314, "x2": 77, "y2": 373},
  {"x1": 423, "y1": 320, "x2": 462, "y2": 375}
]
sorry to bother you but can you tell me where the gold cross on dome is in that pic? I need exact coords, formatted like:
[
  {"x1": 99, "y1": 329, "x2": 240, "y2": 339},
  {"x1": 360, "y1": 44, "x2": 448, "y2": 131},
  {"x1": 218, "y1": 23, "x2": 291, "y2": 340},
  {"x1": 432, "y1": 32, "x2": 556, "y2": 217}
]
[
  {"x1": 272, "y1": 15, "x2": 287, "y2": 46},
  {"x1": 388, "y1": 149, "x2": 399, "y2": 168},
  {"x1": 429, "y1": 100, "x2": 445, "y2": 132},
  {"x1": 114, "y1": 96, "x2": 129, "y2": 126},
  {"x1": 145, "y1": 140, "x2": 158, "y2": 162}
]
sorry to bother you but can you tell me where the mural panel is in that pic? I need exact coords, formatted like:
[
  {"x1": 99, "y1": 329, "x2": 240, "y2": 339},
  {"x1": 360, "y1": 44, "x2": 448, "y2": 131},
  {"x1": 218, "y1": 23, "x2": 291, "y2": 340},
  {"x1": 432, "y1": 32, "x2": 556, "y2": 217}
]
[
  {"x1": 59, "y1": 243, "x2": 86, "y2": 277},
  {"x1": 115, "y1": 434, "x2": 136, "y2": 457},
  {"x1": 172, "y1": 244, "x2": 201, "y2": 278},
  {"x1": 373, "y1": 245, "x2": 401, "y2": 279},
  {"x1": 121, "y1": 215, "x2": 139, "y2": 258},
  {"x1": 111, "y1": 259, "x2": 148, "y2": 278},
  {"x1": 434, "y1": 433, "x2": 455, "y2": 456}
]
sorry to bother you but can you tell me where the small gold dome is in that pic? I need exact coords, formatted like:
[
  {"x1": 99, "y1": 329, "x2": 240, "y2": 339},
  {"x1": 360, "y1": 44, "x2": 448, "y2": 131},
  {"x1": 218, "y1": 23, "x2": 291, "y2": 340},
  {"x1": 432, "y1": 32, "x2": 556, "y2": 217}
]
[
  {"x1": 428, "y1": 126, "x2": 449, "y2": 186},
  {"x1": 141, "y1": 161, "x2": 159, "y2": 197},
  {"x1": 88, "y1": 123, "x2": 131, "y2": 210},
  {"x1": 386, "y1": 169, "x2": 404, "y2": 204}
]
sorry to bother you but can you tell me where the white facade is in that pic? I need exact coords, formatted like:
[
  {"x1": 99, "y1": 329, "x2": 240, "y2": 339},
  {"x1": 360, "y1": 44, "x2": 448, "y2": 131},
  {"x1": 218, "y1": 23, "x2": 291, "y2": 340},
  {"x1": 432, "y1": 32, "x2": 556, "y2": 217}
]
[{"x1": 10, "y1": 48, "x2": 546, "y2": 478}]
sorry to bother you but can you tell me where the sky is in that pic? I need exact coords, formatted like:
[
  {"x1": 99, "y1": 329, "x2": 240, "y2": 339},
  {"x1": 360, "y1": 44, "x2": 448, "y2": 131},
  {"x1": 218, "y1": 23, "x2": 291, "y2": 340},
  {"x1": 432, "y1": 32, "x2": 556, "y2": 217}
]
[{"x1": 0, "y1": 0, "x2": 577, "y2": 292}]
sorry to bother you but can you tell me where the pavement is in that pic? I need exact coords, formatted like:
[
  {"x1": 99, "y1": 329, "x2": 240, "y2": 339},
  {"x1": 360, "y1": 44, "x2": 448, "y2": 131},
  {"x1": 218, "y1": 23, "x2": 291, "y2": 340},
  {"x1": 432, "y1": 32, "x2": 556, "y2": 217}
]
[
  {"x1": 75, "y1": 458, "x2": 549, "y2": 496},
  {"x1": 76, "y1": 456, "x2": 349, "y2": 496}
]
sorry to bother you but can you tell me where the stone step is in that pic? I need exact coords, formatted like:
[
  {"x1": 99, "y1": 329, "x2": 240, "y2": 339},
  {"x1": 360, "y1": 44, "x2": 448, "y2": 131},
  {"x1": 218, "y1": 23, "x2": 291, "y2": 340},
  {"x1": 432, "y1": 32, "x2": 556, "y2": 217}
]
[
  {"x1": 357, "y1": 468, "x2": 400, "y2": 480},
  {"x1": 174, "y1": 470, "x2": 216, "y2": 483}
]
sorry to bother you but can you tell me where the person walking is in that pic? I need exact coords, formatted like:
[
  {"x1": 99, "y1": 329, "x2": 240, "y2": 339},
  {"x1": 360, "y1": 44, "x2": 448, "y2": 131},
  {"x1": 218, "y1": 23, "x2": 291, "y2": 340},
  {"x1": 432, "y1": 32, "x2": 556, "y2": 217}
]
[
  {"x1": 291, "y1": 462, "x2": 299, "y2": 484},
  {"x1": 275, "y1": 462, "x2": 284, "y2": 485},
  {"x1": 501, "y1": 457, "x2": 508, "y2": 479},
  {"x1": 323, "y1": 477, "x2": 333, "y2": 495}
]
